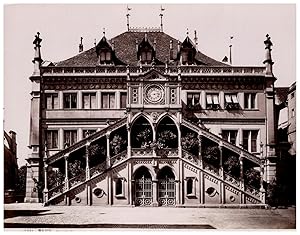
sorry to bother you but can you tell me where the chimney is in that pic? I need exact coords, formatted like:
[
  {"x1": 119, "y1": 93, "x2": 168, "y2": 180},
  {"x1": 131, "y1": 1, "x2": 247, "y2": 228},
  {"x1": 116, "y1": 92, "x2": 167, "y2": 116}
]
[
  {"x1": 79, "y1": 37, "x2": 83, "y2": 53},
  {"x1": 263, "y1": 34, "x2": 274, "y2": 76}
]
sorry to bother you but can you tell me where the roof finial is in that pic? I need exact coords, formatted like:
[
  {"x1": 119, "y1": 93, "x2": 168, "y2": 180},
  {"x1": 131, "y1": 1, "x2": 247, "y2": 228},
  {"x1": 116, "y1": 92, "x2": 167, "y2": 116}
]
[
  {"x1": 229, "y1": 36, "x2": 233, "y2": 65},
  {"x1": 79, "y1": 36, "x2": 83, "y2": 53},
  {"x1": 94, "y1": 39, "x2": 97, "y2": 47},
  {"x1": 126, "y1": 5, "x2": 132, "y2": 31},
  {"x1": 160, "y1": 5, "x2": 165, "y2": 32},
  {"x1": 103, "y1": 28, "x2": 106, "y2": 37},
  {"x1": 186, "y1": 28, "x2": 189, "y2": 36},
  {"x1": 194, "y1": 30, "x2": 198, "y2": 50}
]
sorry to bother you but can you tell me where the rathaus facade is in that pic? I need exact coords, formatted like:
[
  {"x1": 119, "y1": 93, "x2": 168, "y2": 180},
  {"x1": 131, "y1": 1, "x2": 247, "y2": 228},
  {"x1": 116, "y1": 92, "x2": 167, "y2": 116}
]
[{"x1": 25, "y1": 25, "x2": 277, "y2": 207}]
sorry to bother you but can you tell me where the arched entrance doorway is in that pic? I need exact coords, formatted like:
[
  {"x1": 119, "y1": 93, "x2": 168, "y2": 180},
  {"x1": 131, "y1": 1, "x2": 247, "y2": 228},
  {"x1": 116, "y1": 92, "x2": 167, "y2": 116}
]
[
  {"x1": 157, "y1": 166, "x2": 176, "y2": 206},
  {"x1": 134, "y1": 166, "x2": 153, "y2": 206}
]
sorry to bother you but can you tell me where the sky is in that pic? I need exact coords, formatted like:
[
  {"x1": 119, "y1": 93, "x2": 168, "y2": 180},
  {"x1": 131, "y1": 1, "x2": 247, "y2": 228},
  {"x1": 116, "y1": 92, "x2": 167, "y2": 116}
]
[{"x1": 3, "y1": 4, "x2": 296, "y2": 166}]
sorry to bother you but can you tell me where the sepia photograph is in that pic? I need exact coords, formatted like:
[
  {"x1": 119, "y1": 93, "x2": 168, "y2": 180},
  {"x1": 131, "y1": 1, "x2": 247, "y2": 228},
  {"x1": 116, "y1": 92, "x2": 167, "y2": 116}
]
[{"x1": 3, "y1": 1, "x2": 297, "y2": 231}]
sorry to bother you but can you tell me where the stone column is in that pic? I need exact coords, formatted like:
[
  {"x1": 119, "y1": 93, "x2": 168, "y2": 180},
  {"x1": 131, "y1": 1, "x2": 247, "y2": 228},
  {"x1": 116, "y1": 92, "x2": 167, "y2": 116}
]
[
  {"x1": 59, "y1": 128, "x2": 64, "y2": 150},
  {"x1": 198, "y1": 134, "x2": 203, "y2": 168},
  {"x1": 152, "y1": 180, "x2": 158, "y2": 206},
  {"x1": 219, "y1": 144, "x2": 224, "y2": 204},
  {"x1": 260, "y1": 159, "x2": 266, "y2": 204},
  {"x1": 97, "y1": 91, "x2": 102, "y2": 109},
  {"x1": 64, "y1": 154, "x2": 70, "y2": 205},
  {"x1": 78, "y1": 91, "x2": 82, "y2": 109},
  {"x1": 106, "y1": 132, "x2": 111, "y2": 168},
  {"x1": 107, "y1": 172, "x2": 112, "y2": 205},
  {"x1": 59, "y1": 91, "x2": 63, "y2": 109},
  {"x1": 85, "y1": 142, "x2": 91, "y2": 205},
  {"x1": 239, "y1": 155, "x2": 245, "y2": 204},
  {"x1": 179, "y1": 160, "x2": 183, "y2": 205},
  {"x1": 128, "y1": 161, "x2": 133, "y2": 205},
  {"x1": 127, "y1": 124, "x2": 131, "y2": 157},
  {"x1": 116, "y1": 91, "x2": 120, "y2": 109},
  {"x1": 43, "y1": 162, "x2": 49, "y2": 205}
]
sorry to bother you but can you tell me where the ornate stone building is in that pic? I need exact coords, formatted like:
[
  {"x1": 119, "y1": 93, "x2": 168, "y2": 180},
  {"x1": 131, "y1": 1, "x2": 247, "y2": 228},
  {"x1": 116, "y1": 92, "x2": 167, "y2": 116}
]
[{"x1": 25, "y1": 25, "x2": 278, "y2": 207}]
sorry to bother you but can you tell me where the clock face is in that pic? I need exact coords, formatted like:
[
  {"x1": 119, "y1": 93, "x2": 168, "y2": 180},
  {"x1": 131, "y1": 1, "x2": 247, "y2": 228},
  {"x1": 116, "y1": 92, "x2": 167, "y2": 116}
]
[{"x1": 145, "y1": 85, "x2": 164, "y2": 104}]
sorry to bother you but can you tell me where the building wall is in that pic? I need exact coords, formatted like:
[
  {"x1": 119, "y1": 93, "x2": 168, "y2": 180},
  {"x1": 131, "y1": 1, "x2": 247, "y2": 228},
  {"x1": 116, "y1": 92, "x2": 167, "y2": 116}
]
[{"x1": 287, "y1": 83, "x2": 296, "y2": 156}]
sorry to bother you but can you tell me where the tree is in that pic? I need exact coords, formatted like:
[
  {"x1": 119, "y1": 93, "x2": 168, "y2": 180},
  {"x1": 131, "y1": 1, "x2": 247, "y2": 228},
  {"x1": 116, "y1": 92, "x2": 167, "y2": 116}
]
[
  {"x1": 110, "y1": 134, "x2": 127, "y2": 155},
  {"x1": 15, "y1": 165, "x2": 27, "y2": 197},
  {"x1": 157, "y1": 130, "x2": 177, "y2": 148},
  {"x1": 136, "y1": 127, "x2": 152, "y2": 148},
  {"x1": 181, "y1": 132, "x2": 199, "y2": 155}
]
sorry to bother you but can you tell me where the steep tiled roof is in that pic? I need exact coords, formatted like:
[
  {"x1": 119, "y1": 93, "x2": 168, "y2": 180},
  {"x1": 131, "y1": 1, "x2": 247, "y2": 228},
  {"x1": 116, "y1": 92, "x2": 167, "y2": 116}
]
[
  {"x1": 55, "y1": 31, "x2": 228, "y2": 67},
  {"x1": 275, "y1": 87, "x2": 289, "y2": 105}
]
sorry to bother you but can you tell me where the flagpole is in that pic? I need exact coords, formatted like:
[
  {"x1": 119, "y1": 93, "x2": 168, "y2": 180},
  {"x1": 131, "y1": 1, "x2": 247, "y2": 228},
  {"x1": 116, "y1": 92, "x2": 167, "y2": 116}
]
[
  {"x1": 229, "y1": 36, "x2": 233, "y2": 65},
  {"x1": 160, "y1": 5, "x2": 165, "y2": 32},
  {"x1": 126, "y1": 5, "x2": 131, "y2": 31}
]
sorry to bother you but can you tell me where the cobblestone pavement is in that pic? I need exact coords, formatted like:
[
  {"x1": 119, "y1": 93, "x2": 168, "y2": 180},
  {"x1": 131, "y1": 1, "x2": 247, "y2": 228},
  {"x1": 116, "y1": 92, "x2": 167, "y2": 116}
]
[{"x1": 4, "y1": 203, "x2": 296, "y2": 230}]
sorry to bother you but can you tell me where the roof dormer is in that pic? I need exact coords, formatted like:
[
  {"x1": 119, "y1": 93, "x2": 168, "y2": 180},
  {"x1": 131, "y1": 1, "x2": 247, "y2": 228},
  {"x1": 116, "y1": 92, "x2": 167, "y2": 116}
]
[
  {"x1": 96, "y1": 36, "x2": 114, "y2": 65},
  {"x1": 137, "y1": 33, "x2": 155, "y2": 65},
  {"x1": 179, "y1": 36, "x2": 197, "y2": 65}
]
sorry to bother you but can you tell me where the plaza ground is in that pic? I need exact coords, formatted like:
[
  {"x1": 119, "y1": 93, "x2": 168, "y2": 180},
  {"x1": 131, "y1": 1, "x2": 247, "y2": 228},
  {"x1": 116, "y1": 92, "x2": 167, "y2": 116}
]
[{"x1": 3, "y1": 203, "x2": 296, "y2": 230}]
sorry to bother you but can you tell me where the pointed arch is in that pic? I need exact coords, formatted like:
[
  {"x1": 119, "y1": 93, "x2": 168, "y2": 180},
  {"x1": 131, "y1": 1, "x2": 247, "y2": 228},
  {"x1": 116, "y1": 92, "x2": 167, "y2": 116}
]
[
  {"x1": 131, "y1": 115, "x2": 154, "y2": 148},
  {"x1": 157, "y1": 165, "x2": 176, "y2": 179},
  {"x1": 133, "y1": 166, "x2": 155, "y2": 180},
  {"x1": 156, "y1": 115, "x2": 179, "y2": 148}
]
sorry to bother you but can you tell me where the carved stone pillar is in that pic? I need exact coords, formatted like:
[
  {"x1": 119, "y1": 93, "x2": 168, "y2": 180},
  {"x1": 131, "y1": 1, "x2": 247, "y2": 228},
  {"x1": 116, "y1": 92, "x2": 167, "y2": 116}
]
[
  {"x1": 219, "y1": 144, "x2": 224, "y2": 204},
  {"x1": 85, "y1": 142, "x2": 90, "y2": 180},
  {"x1": 127, "y1": 124, "x2": 131, "y2": 158},
  {"x1": 239, "y1": 155, "x2": 245, "y2": 204},
  {"x1": 175, "y1": 179, "x2": 180, "y2": 205},
  {"x1": 85, "y1": 142, "x2": 91, "y2": 205},
  {"x1": 152, "y1": 180, "x2": 158, "y2": 206},
  {"x1": 43, "y1": 162, "x2": 48, "y2": 205},
  {"x1": 198, "y1": 134, "x2": 203, "y2": 168},
  {"x1": 64, "y1": 154, "x2": 70, "y2": 205},
  {"x1": 260, "y1": 159, "x2": 266, "y2": 204},
  {"x1": 106, "y1": 132, "x2": 111, "y2": 168}
]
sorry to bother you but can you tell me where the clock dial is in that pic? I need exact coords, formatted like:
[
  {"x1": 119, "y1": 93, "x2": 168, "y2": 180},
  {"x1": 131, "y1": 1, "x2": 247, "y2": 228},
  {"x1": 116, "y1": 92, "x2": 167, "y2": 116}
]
[{"x1": 145, "y1": 85, "x2": 164, "y2": 104}]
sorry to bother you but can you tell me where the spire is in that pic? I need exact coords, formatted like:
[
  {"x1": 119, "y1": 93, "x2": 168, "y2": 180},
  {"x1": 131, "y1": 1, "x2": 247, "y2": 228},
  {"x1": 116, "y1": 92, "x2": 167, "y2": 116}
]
[
  {"x1": 229, "y1": 36, "x2": 233, "y2": 65},
  {"x1": 263, "y1": 34, "x2": 274, "y2": 75},
  {"x1": 160, "y1": 5, "x2": 165, "y2": 32},
  {"x1": 126, "y1": 5, "x2": 131, "y2": 31},
  {"x1": 79, "y1": 37, "x2": 83, "y2": 53},
  {"x1": 32, "y1": 32, "x2": 43, "y2": 76}
]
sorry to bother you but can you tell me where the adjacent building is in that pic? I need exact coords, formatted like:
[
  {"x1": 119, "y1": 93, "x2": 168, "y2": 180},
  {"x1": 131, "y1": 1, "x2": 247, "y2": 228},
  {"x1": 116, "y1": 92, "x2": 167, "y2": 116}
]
[{"x1": 4, "y1": 130, "x2": 18, "y2": 203}]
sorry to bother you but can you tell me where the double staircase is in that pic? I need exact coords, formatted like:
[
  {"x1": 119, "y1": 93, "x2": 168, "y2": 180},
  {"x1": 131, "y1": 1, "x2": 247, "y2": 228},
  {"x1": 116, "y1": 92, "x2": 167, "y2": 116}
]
[{"x1": 45, "y1": 118, "x2": 264, "y2": 206}]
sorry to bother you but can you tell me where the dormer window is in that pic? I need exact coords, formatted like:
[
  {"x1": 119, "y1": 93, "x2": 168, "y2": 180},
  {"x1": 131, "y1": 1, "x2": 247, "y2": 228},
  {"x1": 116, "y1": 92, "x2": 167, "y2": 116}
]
[
  {"x1": 180, "y1": 37, "x2": 197, "y2": 65},
  {"x1": 141, "y1": 50, "x2": 152, "y2": 63},
  {"x1": 182, "y1": 50, "x2": 194, "y2": 65},
  {"x1": 100, "y1": 50, "x2": 112, "y2": 64},
  {"x1": 137, "y1": 34, "x2": 155, "y2": 65}
]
